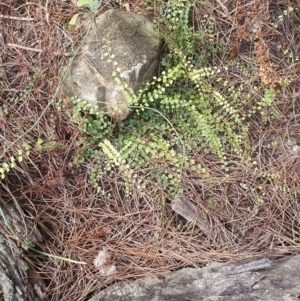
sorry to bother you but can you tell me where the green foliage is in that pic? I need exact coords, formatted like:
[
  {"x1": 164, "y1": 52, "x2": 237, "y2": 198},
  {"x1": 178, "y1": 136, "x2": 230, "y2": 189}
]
[
  {"x1": 69, "y1": 0, "x2": 102, "y2": 26},
  {"x1": 156, "y1": 0, "x2": 226, "y2": 68},
  {"x1": 0, "y1": 142, "x2": 30, "y2": 179},
  {"x1": 36, "y1": 138, "x2": 65, "y2": 152},
  {"x1": 65, "y1": 0, "x2": 279, "y2": 199},
  {"x1": 78, "y1": 0, "x2": 102, "y2": 15},
  {"x1": 272, "y1": 6, "x2": 294, "y2": 28},
  {"x1": 67, "y1": 96, "x2": 112, "y2": 140}
]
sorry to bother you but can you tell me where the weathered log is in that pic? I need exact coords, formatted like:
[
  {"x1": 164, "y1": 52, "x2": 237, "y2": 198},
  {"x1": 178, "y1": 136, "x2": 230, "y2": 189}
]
[{"x1": 89, "y1": 256, "x2": 300, "y2": 301}]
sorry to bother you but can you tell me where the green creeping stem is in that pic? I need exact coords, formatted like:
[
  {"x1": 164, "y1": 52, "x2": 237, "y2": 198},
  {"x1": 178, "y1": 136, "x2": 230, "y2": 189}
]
[
  {"x1": 0, "y1": 206, "x2": 86, "y2": 264},
  {"x1": 130, "y1": 105, "x2": 186, "y2": 196}
]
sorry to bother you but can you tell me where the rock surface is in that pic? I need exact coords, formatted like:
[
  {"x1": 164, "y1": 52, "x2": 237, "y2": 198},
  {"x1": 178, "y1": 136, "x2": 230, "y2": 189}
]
[
  {"x1": 62, "y1": 9, "x2": 161, "y2": 121},
  {"x1": 89, "y1": 256, "x2": 300, "y2": 301}
]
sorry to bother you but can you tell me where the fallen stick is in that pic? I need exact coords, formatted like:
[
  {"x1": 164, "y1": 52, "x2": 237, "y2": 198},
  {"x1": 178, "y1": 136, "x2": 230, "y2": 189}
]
[
  {"x1": 7, "y1": 43, "x2": 43, "y2": 53},
  {"x1": 0, "y1": 14, "x2": 34, "y2": 21}
]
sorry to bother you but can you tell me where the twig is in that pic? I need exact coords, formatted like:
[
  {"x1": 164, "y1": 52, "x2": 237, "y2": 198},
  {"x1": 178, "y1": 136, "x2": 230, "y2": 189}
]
[
  {"x1": 215, "y1": 0, "x2": 230, "y2": 18},
  {"x1": 7, "y1": 43, "x2": 43, "y2": 53},
  {"x1": 0, "y1": 14, "x2": 34, "y2": 21}
]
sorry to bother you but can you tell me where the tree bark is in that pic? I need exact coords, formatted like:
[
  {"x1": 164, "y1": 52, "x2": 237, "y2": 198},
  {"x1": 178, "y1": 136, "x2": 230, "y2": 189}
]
[
  {"x1": 0, "y1": 235, "x2": 36, "y2": 301},
  {"x1": 0, "y1": 197, "x2": 44, "y2": 301}
]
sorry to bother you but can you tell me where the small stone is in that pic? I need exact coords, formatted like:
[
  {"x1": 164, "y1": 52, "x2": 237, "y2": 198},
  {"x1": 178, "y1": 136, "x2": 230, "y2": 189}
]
[{"x1": 62, "y1": 9, "x2": 162, "y2": 121}]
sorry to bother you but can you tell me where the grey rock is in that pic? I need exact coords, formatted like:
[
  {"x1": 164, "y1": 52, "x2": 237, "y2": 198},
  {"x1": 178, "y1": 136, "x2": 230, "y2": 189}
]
[
  {"x1": 62, "y1": 9, "x2": 162, "y2": 121},
  {"x1": 89, "y1": 256, "x2": 300, "y2": 301}
]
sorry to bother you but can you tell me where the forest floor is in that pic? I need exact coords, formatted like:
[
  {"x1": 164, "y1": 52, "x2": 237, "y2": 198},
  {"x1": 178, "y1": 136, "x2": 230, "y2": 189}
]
[{"x1": 1, "y1": 0, "x2": 300, "y2": 300}]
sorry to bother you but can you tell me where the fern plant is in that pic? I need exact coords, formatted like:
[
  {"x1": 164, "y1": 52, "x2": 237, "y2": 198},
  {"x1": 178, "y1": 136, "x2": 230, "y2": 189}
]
[{"x1": 64, "y1": 0, "x2": 279, "y2": 199}]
